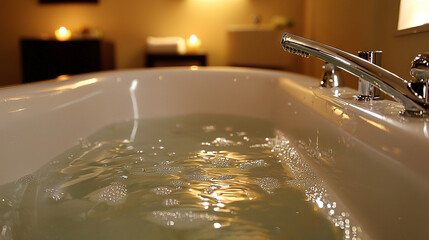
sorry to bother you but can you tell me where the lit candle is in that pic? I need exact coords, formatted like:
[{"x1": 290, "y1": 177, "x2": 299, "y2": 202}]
[
  {"x1": 55, "y1": 27, "x2": 71, "y2": 41},
  {"x1": 186, "y1": 34, "x2": 201, "y2": 53}
]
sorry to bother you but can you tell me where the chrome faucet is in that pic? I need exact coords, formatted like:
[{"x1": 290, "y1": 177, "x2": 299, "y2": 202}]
[
  {"x1": 410, "y1": 53, "x2": 429, "y2": 105},
  {"x1": 320, "y1": 62, "x2": 344, "y2": 88},
  {"x1": 357, "y1": 51, "x2": 383, "y2": 100},
  {"x1": 280, "y1": 32, "x2": 429, "y2": 116}
]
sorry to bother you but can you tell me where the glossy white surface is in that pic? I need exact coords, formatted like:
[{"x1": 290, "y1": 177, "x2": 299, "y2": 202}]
[{"x1": 1, "y1": 67, "x2": 428, "y2": 239}]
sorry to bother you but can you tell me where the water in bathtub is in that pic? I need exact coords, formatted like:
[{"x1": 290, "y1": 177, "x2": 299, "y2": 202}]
[{"x1": 0, "y1": 114, "x2": 357, "y2": 239}]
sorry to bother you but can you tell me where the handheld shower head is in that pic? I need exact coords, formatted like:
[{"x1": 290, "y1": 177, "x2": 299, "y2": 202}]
[{"x1": 280, "y1": 32, "x2": 428, "y2": 116}]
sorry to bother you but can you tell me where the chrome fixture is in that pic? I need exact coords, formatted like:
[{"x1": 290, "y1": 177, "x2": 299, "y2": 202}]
[
  {"x1": 357, "y1": 51, "x2": 383, "y2": 100},
  {"x1": 280, "y1": 32, "x2": 429, "y2": 116},
  {"x1": 320, "y1": 62, "x2": 344, "y2": 88},
  {"x1": 410, "y1": 53, "x2": 429, "y2": 105}
]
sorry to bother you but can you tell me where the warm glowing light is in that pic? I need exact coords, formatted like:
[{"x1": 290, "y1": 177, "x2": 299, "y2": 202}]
[
  {"x1": 359, "y1": 116, "x2": 390, "y2": 133},
  {"x1": 186, "y1": 34, "x2": 201, "y2": 53},
  {"x1": 55, "y1": 26, "x2": 71, "y2": 41},
  {"x1": 56, "y1": 74, "x2": 70, "y2": 81},
  {"x1": 54, "y1": 78, "x2": 98, "y2": 91},
  {"x1": 190, "y1": 34, "x2": 198, "y2": 44},
  {"x1": 213, "y1": 223, "x2": 221, "y2": 229},
  {"x1": 332, "y1": 107, "x2": 351, "y2": 120},
  {"x1": 398, "y1": 0, "x2": 429, "y2": 30},
  {"x1": 59, "y1": 27, "x2": 67, "y2": 35},
  {"x1": 8, "y1": 108, "x2": 26, "y2": 113}
]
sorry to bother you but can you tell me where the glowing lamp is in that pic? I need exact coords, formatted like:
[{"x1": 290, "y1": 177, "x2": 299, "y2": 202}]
[
  {"x1": 186, "y1": 34, "x2": 201, "y2": 53},
  {"x1": 55, "y1": 27, "x2": 71, "y2": 41}
]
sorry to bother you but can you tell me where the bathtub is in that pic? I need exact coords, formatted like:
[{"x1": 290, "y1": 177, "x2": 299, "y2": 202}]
[{"x1": 1, "y1": 67, "x2": 428, "y2": 239}]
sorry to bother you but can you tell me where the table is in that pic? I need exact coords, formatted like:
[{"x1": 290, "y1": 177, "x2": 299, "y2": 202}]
[
  {"x1": 20, "y1": 39, "x2": 114, "y2": 83},
  {"x1": 145, "y1": 53, "x2": 207, "y2": 67}
]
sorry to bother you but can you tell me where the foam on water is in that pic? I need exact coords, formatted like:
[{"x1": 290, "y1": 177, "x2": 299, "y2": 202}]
[
  {"x1": 90, "y1": 182, "x2": 128, "y2": 205},
  {"x1": 0, "y1": 114, "x2": 360, "y2": 239}
]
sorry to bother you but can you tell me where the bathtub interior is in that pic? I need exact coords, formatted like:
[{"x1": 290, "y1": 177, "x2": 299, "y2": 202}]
[
  {"x1": 0, "y1": 68, "x2": 285, "y2": 185},
  {"x1": 1, "y1": 67, "x2": 429, "y2": 239}
]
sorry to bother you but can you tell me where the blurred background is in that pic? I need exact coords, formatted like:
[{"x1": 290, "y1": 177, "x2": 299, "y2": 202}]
[{"x1": 0, "y1": 0, "x2": 428, "y2": 88}]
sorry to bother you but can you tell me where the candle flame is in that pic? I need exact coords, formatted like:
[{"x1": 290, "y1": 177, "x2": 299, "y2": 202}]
[
  {"x1": 59, "y1": 27, "x2": 68, "y2": 35},
  {"x1": 189, "y1": 34, "x2": 198, "y2": 44},
  {"x1": 55, "y1": 26, "x2": 71, "y2": 41}
]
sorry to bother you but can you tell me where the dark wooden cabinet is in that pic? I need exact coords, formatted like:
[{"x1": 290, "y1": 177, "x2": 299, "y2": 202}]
[{"x1": 20, "y1": 39, "x2": 114, "y2": 83}]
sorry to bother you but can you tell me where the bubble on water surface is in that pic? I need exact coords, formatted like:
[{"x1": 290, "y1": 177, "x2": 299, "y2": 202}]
[
  {"x1": 0, "y1": 198, "x2": 13, "y2": 208},
  {"x1": 170, "y1": 179, "x2": 187, "y2": 187},
  {"x1": 94, "y1": 182, "x2": 127, "y2": 205},
  {"x1": 267, "y1": 130, "x2": 362, "y2": 239},
  {"x1": 203, "y1": 186, "x2": 217, "y2": 194},
  {"x1": 16, "y1": 174, "x2": 34, "y2": 184},
  {"x1": 239, "y1": 160, "x2": 269, "y2": 169},
  {"x1": 128, "y1": 167, "x2": 147, "y2": 176},
  {"x1": 49, "y1": 160, "x2": 60, "y2": 166},
  {"x1": 250, "y1": 143, "x2": 269, "y2": 148},
  {"x1": 211, "y1": 157, "x2": 235, "y2": 168},
  {"x1": 45, "y1": 188, "x2": 65, "y2": 202},
  {"x1": 2, "y1": 115, "x2": 355, "y2": 239},
  {"x1": 154, "y1": 161, "x2": 183, "y2": 176},
  {"x1": 163, "y1": 198, "x2": 180, "y2": 207},
  {"x1": 79, "y1": 138, "x2": 92, "y2": 149},
  {"x1": 254, "y1": 177, "x2": 280, "y2": 194},
  {"x1": 168, "y1": 152, "x2": 176, "y2": 157},
  {"x1": 148, "y1": 209, "x2": 218, "y2": 229},
  {"x1": 152, "y1": 186, "x2": 172, "y2": 195},
  {"x1": 213, "y1": 175, "x2": 235, "y2": 180},
  {"x1": 211, "y1": 138, "x2": 236, "y2": 147},
  {"x1": 183, "y1": 169, "x2": 212, "y2": 181}
]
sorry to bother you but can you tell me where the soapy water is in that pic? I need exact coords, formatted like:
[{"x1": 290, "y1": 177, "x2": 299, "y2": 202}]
[{"x1": 0, "y1": 114, "x2": 360, "y2": 240}]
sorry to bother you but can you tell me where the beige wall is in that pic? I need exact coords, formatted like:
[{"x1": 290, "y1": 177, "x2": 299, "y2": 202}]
[
  {"x1": 376, "y1": 0, "x2": 429, "y2": 80},
  {"x1": 302, "y1": 0, "x2": 429, "y2": 88},
  {"x1": 1, "y1": 0, "x2": 428, "y2": 87},
  {"x1": 0, "y1": 0, "x2": 304, "y2": 86},
  {"x1": 302, "y1": 0, "x2": 379, "y2": 88}
]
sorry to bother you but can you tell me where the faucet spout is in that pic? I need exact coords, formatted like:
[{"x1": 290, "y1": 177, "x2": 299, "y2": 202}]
[{"x1": 280, "y1": 32, "x2": 428, "y2": 116}]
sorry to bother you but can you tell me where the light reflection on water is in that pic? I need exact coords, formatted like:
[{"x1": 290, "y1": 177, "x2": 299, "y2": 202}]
[{"x1": 0, "y1": 114, "x2": 360, "y2": 240}]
